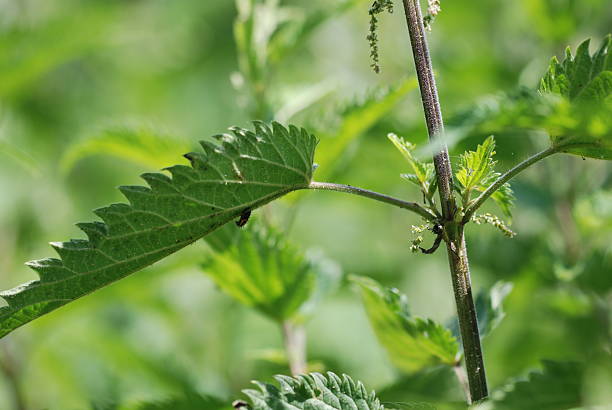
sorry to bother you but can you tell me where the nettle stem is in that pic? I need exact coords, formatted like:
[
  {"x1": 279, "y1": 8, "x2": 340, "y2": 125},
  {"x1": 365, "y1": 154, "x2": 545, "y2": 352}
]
[
  {"x1": 400, "y1": 0, "x2": 487, "y2": 402},
  {"x1": 308, "y1": 182, "x2": 436, "y2": 221},
  {"x1": 282, "y1": 321, "x2": 307, "y2": 375}
]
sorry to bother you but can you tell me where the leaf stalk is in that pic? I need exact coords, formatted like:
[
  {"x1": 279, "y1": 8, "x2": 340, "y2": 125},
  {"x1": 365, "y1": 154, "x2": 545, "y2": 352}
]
[{"x1": 308, "y1": 182, "x2": 436, "y2": 221}]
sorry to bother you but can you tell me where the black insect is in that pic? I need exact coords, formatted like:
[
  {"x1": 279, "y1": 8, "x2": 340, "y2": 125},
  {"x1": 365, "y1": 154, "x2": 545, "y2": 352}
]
[
  {"x1": 232, "y1": 400, "x2": 248, "y2": 409},
  {"x1": 420, "y1": 223, "x2": 443, "y2": 254},
  {"x1": 235, "y1": 208, "x2": 251, "y2": 227}
]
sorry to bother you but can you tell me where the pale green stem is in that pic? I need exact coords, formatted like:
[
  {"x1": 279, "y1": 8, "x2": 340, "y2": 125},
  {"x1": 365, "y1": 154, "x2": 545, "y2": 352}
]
[
  {"x1": 282, "y1": 321, "x2": 307, "y2": 375},
  {"x1": 308, "y1": 182, "x2": 437, "y2": 221}
]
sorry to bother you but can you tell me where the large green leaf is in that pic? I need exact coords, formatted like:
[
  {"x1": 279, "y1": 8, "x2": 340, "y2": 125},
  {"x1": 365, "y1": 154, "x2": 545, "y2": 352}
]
[
  {"x1": 0, "y1": 122, "x2": 317, "y2": 338},
  {"x1": 352, "y1": 276, "x2": 459, "y2": 373},
  {"x1": 202, "y1": 224, "x2": 341, "y2": 322},
  {"x1": 239, "y1": 372, "x2": 386, "y2": 410}
]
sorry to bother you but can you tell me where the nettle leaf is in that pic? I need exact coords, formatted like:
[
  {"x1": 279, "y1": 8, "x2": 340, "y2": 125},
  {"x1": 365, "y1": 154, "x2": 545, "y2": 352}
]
[
  {"x1": 352, "y1": 276, "x2": 459, "y2": 373},
  {"x1": 539, "y1": 35, "x2": 612, "y2": 160},
  {"x1": 202, "y1": 224, "x2": 341, "y2": 322},
  {"x1": 0, "y1": 121, "x2": 317, "y2": 338},
  {"x1": 388, "y1": 133, "x2": 436, "y2": 198},
  {"x1": 61, "y1": 126, "x2": 191, "y2": 173},
  {"x1": 456, "y1": 136, "x2": 495, "y2": 191},
  {"x1": 539, "y1": 36, "x2": 611, "y2": 102},
  {"x1": 482, "y1": 361, "x2": 585, "y2": 410},
  {"x1": 240, "y1": 372, "x2": 386, "y2": 410},
  {"x1": 456, "y1": 136, "x2": 515, "y2": 217}
]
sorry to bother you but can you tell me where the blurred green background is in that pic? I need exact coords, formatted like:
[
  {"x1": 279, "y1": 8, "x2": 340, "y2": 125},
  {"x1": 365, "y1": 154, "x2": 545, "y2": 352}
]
[{"x1": 0, "y1": 0, "x2": 610, "y2": 408}]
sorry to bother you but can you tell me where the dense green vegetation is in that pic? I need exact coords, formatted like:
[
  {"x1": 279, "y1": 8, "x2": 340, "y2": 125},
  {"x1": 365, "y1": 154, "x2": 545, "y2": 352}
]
[{"x1": 0, "y1": 0, "x2": 610, "y2": 408}]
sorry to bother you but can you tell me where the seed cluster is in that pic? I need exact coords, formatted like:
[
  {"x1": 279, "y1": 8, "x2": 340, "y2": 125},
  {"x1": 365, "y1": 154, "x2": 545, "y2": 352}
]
[{"x1": 367, "y1": 0, "x2": 394, "y2": 73}]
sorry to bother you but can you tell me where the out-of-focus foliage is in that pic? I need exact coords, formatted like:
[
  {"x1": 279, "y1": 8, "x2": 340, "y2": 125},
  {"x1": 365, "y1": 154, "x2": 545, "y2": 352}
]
[
  {"x1": 352, "y1": 276, "x2": 459, "y2": 373},
  {"x1": 479, "y1": 361, "x2": 584, "y2": 410},
  {"x1": 0, "y1": 0, "x2": 610, "y2": 408},
  {"x1": 202, "y1": 223, "x2": 340, "y2": 323},
  {"x1": 444, "y1": 36, "x2": 611, "y2": 161},
  {"x1": 61, "y1": 126, "x2": 192, "y2": 174}
]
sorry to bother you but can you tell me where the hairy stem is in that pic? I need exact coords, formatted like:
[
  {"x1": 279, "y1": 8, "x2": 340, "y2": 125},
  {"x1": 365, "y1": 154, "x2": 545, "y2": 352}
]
[
  {"x1": 308, "y1": 182, "x2": 436, "y2": 221},
  {"x1": 401, "y1": 0, "x2": 487, "y2": 402},
  {"x1": 282, "y1": 321, "x2": 307, "y2": 375},
  {"x1": 463, "y1": 146, "x2": 558, "y2": 223}
]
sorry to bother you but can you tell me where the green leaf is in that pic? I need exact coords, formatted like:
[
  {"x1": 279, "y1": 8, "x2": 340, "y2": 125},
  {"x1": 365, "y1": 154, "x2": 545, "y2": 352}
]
[
  {"x1": 388, "y1": 133, "x2": 436, "y2": 197},
  {"x1": 482, "y1": 361, "x2": 585, "y2": 410},
  {"x1": 474, "y1": 281, "x2": 513, "y2": 338},
  {"x1": 539, "y1": 36, "x2": 611, "y2": 102},
  {"x1": 314, "y1": 78, "x2": 418, "y2": 180},
  {"x1": 352, "y1": 276, "x2": 459, "y2": 373},
  {"x1": 202, "y1": 223, "x2": 341, "y2": 322},
  {"x1": 0, "y1": 5, "x2": 116, "y2": 98},
  {"x1": 539, "y1": 36, "x2": 612, "y2": 160},
  {"x1": 456, "y1": 136, "x2": 515, "y2": 217},
  {"x1": 0, "y1": 121, "x2": 317, "y2": 339},
  {"x1": 456, "y1": 136, "x2": 496, "y2": 191},
  {"x1": 61, "y1": 126, "x2": 192, "y2": 174},
  {"x1": 239, "y1": 372, "x2": 386, "y2": 410}
]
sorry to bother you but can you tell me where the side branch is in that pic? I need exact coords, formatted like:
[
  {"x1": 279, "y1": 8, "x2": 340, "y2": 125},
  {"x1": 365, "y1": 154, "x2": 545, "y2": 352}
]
[
  {"x1": 308, "y1": 182, "x2": 436, "y2": 221},
  {"x1": 463, "y1": 146, "x2": 559, "y2": 223}
]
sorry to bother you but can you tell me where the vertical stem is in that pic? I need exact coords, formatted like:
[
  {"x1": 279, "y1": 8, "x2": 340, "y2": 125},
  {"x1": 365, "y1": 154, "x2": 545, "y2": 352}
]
[
  {"x1": 400, "y1": 0, "x2": 488, "y2": 402},
  {"x1": 282, "y1": 321, "x2": 307, "y2": 375}
]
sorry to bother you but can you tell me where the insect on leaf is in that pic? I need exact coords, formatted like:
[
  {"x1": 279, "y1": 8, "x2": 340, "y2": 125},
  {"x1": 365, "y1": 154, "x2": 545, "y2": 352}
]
[{"x1": 0, "y1": 121, "x2": 317, "y2": 339}]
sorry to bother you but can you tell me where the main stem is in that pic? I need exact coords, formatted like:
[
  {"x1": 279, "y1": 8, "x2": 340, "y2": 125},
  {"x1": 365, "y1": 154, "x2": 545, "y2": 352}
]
[{"x1": 401, "y1": 0, "x2": 487, "y2": 402}]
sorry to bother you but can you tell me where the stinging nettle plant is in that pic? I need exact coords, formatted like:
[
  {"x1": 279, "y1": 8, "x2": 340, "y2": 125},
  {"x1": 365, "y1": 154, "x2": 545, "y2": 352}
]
[{"x1": 0, "y1": 0, "x2": 610, "y2": 408}]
